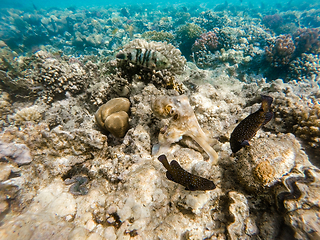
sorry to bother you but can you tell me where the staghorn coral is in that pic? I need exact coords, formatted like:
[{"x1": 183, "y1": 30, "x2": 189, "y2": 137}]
[
  {"x1": 293, "y1": 28, "x2": 320, "y2": 54},
  {"x1": 95, "y1": 98, "x2": 131, "y2": 138},
  {"x1": 265, "y1": 34, "x2": 296, "y2": 67},
  {"x1": 152, "y1": 95, "x2": 219, "y2": 164}
]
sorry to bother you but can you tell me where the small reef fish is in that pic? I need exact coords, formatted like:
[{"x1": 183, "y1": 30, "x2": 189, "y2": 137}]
[
  {"x1": 158, "y1": 154, "x2": 216, "y2": 191},
  {"x1": 116, "y1": 48, "x2": 170, "y2": 70},
  {"x1": 230, "y1": 95, "x2": 273, "y2": 153}
]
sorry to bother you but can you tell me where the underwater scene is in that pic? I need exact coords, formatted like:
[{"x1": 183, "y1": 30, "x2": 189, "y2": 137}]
[{"x1": 0, "y1": 0, "x2": 320, "y2": 239}]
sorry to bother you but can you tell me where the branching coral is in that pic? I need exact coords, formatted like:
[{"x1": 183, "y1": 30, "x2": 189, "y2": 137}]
[
  {"x1": 267, "y1": 79, "x2": 320, "y2": 149},
  {"x1": 265, "y1": 34, "x2": 296, "y2": 67},
  {"x1": 288, "y1": 53, "x2": 320, "y2": 80},
  {"x1": 293, "y1": 28, "x2": 320, "y2": 54},
  {"x1": 262, "y1": 14, "x2": 283, "y2": 30},
  {"x1": 191, "y1": 31, "x2": 219, "y2": 53},
  {"x1": 176, "y1": 23, "x2": 204, "y2": 59},
  {"x1": 11, "y1": 106, "x2": 42, "y2": 126},
  {"x1": 152, "y1": 95, "x2": 219, "y2": 164}
]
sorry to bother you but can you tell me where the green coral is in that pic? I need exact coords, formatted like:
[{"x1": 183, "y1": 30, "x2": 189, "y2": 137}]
[
  {"x1": 176, "y1": 23, "x2": 204, "y2": 40},
  {"x1": 176, "y1": 23, "x2": 204, "y2": 60},
  {"x1": 142, "y1": 31, "x2": 175, "y2": 44}
]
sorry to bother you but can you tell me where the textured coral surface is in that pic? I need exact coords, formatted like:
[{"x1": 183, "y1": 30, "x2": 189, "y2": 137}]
[{"x1": 0, "y1": 2, "x2": 320, "y2": 240}]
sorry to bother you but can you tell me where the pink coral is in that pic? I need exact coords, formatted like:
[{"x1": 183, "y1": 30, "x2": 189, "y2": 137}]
[
  {"x1": 262, "y1": 14, "x2": 283, "y2": 30},
  {"x1": 191, "y1": 31, "x2": 219, "y2": 53},
  {"x1": 265, "y1": 34, "x2": 296, "y2": 67},
  {"x1": 293, "y1": 28, "x2": 320, "y2": 54}
]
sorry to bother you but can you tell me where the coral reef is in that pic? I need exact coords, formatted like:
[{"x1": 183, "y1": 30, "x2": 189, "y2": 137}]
[
  {"x1": 268, "y1": 79, "x2": 320, "y2": 149},
  {"x1": 10, "y1": 106, "x2": 42, "y2": 125},
  {"x1": 262, "y1": 14, "x2": 284, "y2": 31},
  {"x1": 176, "y1": 23, "x2": 204, "y2": 58},
  {"x1": 114, "y1": 39, "x2": 186, "y2": 92},
  {"x1": 288, "y1": 53, "x2": 320, "y2": 80},
  {"x1": 0, "y1": 2, "x2": 320, "y2": 240},
  {"x1": 293, "y1": 28, "x2": 320, "y2": 54},
  {"x1": 233, "y1": 133, "x2": 304, "y2": 192},
  {"x1": 191, "y1": 31, "x2": 219, "y2": 53},
  {"x1": 141, "y1": 30, "x2": 175, "y2": 44},
  {"x1": 95, "y1": 98, "x2": 131, "y2": 138},
  {"x1": 265, "y1": 34, "x2": 296, "y2": 67}
]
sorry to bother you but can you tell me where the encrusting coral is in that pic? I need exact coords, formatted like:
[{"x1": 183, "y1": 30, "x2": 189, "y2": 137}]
[
  {"x1": 152, "y1": 95, "x2": 219, "y2": 164},
  {"x1": 95, "y1": 98, "x2": 131, "y2": 138},
  {"x1": 233, "y1": 133, "x2": 304, "y2": 192}
]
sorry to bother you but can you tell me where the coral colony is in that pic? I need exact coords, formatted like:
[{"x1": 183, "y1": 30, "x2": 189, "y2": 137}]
[{"x1": 0, "y1": 1, "x2": 320, "y2": 240}]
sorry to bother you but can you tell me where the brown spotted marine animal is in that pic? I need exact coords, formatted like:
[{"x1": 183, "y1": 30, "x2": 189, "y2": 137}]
[
  {"x1": 116, "y1": 48, "x2": 170, "y2": 70},
  {"x1": 230, "y1": 95, "x2": 273, "y2": 153},
  {"x1": 158, "y1": 154, "x2": 216, "y2": 191}
]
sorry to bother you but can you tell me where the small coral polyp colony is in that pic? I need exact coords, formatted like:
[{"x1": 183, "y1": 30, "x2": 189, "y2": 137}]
[{"x1": 0, "y1": 2, "x2": 320, "y2": 240}]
